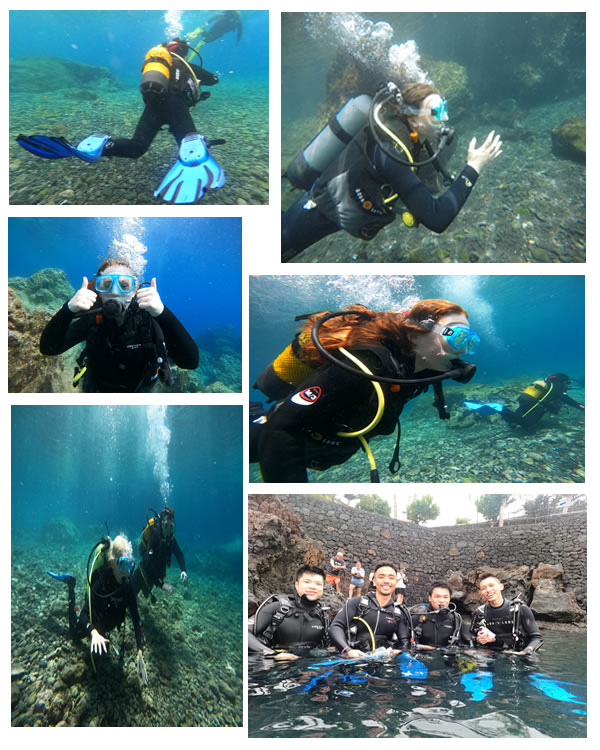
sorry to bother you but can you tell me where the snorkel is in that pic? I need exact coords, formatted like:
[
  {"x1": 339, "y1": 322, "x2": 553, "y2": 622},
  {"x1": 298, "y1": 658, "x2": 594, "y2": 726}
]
[{"x1": 369, "y1": 81, "x2": 454, "y2": 169}]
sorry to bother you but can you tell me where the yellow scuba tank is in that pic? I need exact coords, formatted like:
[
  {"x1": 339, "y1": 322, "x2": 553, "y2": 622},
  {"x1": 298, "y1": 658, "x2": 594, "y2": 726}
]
[
  {"x1": 139, "y1": 514, "x2": 159, "y2": 555},
  {"x1": 140, "y1": 45, "x2": 173, "y2": 96},
  {"x1": 523, "y1": 380, "x2": 549, "y2": 400}
]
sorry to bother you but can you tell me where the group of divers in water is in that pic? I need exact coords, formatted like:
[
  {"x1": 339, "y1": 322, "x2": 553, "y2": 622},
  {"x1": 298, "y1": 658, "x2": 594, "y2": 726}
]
[
  {"x1": 46, "y1": 508, "x2": 187, "y2": 686},
  {"x1": 15, "y1": 11, "x2": 244, "y2": 204},
  {"x1": 250, "y1": 299, "x2": 584, "y2": 482}
]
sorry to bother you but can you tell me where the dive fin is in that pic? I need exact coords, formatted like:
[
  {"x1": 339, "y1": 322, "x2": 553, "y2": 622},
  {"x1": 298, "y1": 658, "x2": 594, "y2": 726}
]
[
  {"x1": 154, "y1": 133, "x2": 225, "y2": 204},
  {"x1": 75, "y1": 133, "x2": 110, "y2": 162},
  {"x1": 464, "y1": 400, "x2": 505, "y2": 415},
  {"x1": 45, "y1": 570, "x2": 76, "y2": 586},
  {"x1": 16, "y1": 133, "x2": 108, "y2": 163}
]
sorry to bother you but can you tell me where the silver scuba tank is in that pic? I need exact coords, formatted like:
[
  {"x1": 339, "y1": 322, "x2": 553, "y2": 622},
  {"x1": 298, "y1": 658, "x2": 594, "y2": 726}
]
[{"x1": 286, "y1": 94, "x2": 372, "y2": 191}]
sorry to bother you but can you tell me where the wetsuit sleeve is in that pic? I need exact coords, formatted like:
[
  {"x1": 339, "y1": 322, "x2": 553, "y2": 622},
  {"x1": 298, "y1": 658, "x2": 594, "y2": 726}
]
[
  {"x1": 190, "y1": 63, "x2": 219, "y2": 86},
  {"x1": 373, "y1": 145, "x2": 479, "y2": 233},
  {"x1": 470, "y1": 610, "x2": 483, "y2": 641},
  {"x1": 460, "y1": 621, "x2": 474, "y2": 647},
  {"x1": 396, "y1": 611, "x2": 411, "y2": 651},
  {"x1": 519, "y1": 605, "x2": 543, "y2": 651},
  {"x1": 249, "y1": 601, "x2": 281, "y2": 652},
  {"x1": 156, "y1": 306, "x2": 200, "y2": 370},
  {"x1": 329, "y1": 600, "x2": 358, "y2": 652},
  {"x1": 562, "y1": 394, "x2": 584, "y2": 409},
  {"x1": 258, "y1": 364, "x2": 374, "y2": 482},
  {"x1": 127, "y1": 586, "x2": 144, "y2": 650},
  {"x1": 39, "y1": 302, "x2": 90, "y2": 355},
  {"x1": 172, "y1": 538, "x2": 186, "y2": 572}
]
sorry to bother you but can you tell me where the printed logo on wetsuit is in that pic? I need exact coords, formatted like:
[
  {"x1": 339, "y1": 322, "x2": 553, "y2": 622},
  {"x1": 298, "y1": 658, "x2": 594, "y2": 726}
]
[
  {"x1": 291, "y1": 386, "x2": 322, "y2": 405},
  {"x1": 461, "y1": 175, "x2": 473, "y2": 188}
]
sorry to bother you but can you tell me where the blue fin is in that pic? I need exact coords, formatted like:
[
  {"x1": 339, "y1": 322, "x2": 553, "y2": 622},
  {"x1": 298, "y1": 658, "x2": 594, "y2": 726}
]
[
  {"x1": 461, "y1": 670, "x2": 494, "y2": 701},
  {"x1": 16, "y1": 133, "x2": 108, "y2": 163},
  {"x1": 464, "y1": 401, "x2": 504, "y2": 415},
  {"x1": 154, "y1": 133, "x2": 225, "y2": 204},
  {"x1": 398, "y1": 653, "x2": 428, "y2": 679},
  {"x1": 45, "y1": 570, "x2": 76, "y2": 586}
]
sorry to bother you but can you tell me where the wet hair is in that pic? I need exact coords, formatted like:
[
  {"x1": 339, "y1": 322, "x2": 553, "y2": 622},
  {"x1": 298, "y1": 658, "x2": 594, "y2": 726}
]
[
  {"x1": 374, "y1": 560, "x2": 397, "y2": 574},
  {"x1": 400, "y1": 82, "x2": 441, "y2": 110},
  {"x1": 106, "y1": 535, "x2": 133, "y2": 565},
  {"x1": 428, "y1": 581, "x2": 452, "y2": 597},
  {"x1": 295, "y1": 564, "x2": 325, "y2": 582},
  {"x1": 297, "y1": 299, "x2": 468, "y2": 365},
  {"x1": 478, "y1": 573, "x2": 501, "y2": 587}
]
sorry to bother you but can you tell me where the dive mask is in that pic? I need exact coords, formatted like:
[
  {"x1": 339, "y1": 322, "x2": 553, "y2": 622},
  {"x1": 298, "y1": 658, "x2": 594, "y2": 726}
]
[
  {"x1": 417, "y1": 318, "x2": 480, "y2": 354},
  {"x1": 117, "y1": 556, "x2": 135, "y2": 575},
  {"x1": 430, "y1": 99, "x2": 449, "y2": 122},
  {"x1": 95, "y1": 274, "x2": 136, "y2": 294}
]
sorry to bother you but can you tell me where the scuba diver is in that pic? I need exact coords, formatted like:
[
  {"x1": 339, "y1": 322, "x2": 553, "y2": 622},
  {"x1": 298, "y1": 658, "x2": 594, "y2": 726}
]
[
  {"x1": 464, "y1": 373, "x2": 584, "y2": 428},
  {"x1": 46, "y1": 535, "x2": 148, "y2": 684},
  {"x1": 250, "y1": 298, "x2": 479, "y2": 482},
  {"x1": 39, "y1": 258, "x2": 199, "y2": 393},
  {"x1": 16, "y1": 38, "x2": 225, "y2": 204},
  {"x1": 200, "y1": 11, "x2": 243, "y2": 46},
  {"x1": 471, "y1": 574, "x2": 543, "y2": 656},
  {"x1": 329, "y1": 561, "x2": 411, "y2": 656},
  {"x1": 282, "y1": 81, "x2": 502, "y2": 260},
  {"x1": 410, "y1": 582, "x2": 473, "y2": 649},
  {"x1": 132, "y1": 507, "x2": 188, "y2": 601},
  {"x1": 248, "y1": 565, "x2": 330, "y2": 660}
]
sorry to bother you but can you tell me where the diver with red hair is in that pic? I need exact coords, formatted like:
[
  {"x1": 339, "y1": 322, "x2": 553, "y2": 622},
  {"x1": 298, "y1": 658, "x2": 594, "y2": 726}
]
[{"x1": 250, "y1": 298, "x2": 480, "y2": 482}]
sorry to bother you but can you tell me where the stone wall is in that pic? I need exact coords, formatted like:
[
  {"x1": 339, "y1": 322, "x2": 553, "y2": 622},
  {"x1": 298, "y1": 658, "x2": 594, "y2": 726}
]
[{"x1": 280, "y1": 495, "x2": 586, "y2": 612}]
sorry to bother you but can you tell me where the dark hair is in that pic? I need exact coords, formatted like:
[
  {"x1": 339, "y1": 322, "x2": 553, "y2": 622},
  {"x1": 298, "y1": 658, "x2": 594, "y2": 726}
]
[
  {"x1": 374, "y1": 560, "x2": 397, "y2": 574},
  {"x1": 95, "y1": 258, "x2": 135, "y2": 277},
  {"x1": 478, "y1": 573, "x2": 501, "y2": 586},
  {"x1": 295, "y1": 564, "x2": 325, "y2": 582},
  {"x1": 428, "y1": 581, "x2": 452, "y2": 597}
]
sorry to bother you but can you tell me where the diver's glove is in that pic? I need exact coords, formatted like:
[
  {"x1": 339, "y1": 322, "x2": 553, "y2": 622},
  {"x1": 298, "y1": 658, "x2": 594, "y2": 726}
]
[
  {"x1": 90, "y1": 628, "x2": 109, "y2": 654},
  {"x1": 180, "y1": 571, "x2": 188, "y2": 585},
  {"x1": 137, "y1": 649, "x2": 148, "y2": 686}
]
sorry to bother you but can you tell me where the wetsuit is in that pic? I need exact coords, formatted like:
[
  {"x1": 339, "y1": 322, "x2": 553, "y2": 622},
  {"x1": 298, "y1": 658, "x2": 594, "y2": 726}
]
[
  {"x1": 411, "y1": 606, "x2": 473, "y2": 648},
  {"x1": 282, "y1": 124, "x2": 478, "y2": 258},
  {"x1": 67, "y1": 567, "x2": 143, "y2": 650},
  {"x1": 40, "y1": 302, "x2": 199, "y2": 392},
  {"x1": 470, "y1": 598, "x2": 543, "y2": 652},
  {"x1": 202, "y1": 11, "x2": 243, "y2": 45},
  {"x1": 500, "y1": 379, "x2": 584, "y2": 428},
  {"x1": 252, "y1": 344, "x2": 469, "y2": 482},
  {"x1": 330, "y1": 593, "x2": 411, "y2": 653},
  {"x1": 248, "y1": 593, "x2": 329, "y2": 655},
  {"x1": 132, "y1": 527, "x2": 186, "y2": 598},
  {"x1": 105, "y1": 59, "x2": 219, "y2": 159}
]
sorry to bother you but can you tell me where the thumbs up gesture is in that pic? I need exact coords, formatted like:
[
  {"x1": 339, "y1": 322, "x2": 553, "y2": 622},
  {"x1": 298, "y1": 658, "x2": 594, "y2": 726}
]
[
  {"x1": 67, "y1": 276, "x2": 97, "y2": 313},
  {"x1": 137, "y1": 277, "x2": 164, "y2": 318}
]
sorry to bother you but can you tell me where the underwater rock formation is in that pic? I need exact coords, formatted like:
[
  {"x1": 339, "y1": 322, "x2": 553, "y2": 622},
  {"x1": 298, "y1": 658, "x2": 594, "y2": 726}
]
[
  {"x1": 551, "y1": 118, "x2": 585, "y2": 163},
  {"x1": 40, "y1": 518, "x2": 81, "y2": 546},
  {"x1": 10, "y1": 56, "x2": 121, "y2": 94},
  {"x1": 9, "y1": 268, "x2": 74, "y2": 312}
]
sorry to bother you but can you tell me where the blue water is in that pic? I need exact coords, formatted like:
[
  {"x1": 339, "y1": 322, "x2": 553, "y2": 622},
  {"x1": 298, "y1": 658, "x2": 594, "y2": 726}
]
[
  {"x1": 250, "y1": 275, "x2": 585, "y2": 392},
  {"x1": 10, "y1": 10, "x2": 268, "y2": 86},
  {"x1": 11, "y1": 405, "x2": 242, "y2": 557},
  {"x1": 8, "y1": 216, "x2": 241, "y2": 341}
]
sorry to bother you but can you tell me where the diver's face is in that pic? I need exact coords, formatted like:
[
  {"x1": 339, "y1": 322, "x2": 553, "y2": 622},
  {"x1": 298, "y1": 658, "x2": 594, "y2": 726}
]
[
  {"x1": 408, "y1": 94, "x2": 445, "y2": 139},
  {"x1": 429, "y1": 587, "x2": 451, "y2": 611},
  {"x1": 479, "y1": 577, "x2": 504, "y2": 606},
  {"x1": 413, "y1": 312, "x2": 471, "y2": 371},
  {"x1": 97, "y1": 264, "x2": 136, "y2": 305},
  {"x1": 374, "y1": 566, "x2": 397, "y2": 598},
  {"x1": 161, "y1": 518, "x2": 175, "y2": 538},
  {"x1": 295, "y1": 573, "x2": 324, "y2": 601}
]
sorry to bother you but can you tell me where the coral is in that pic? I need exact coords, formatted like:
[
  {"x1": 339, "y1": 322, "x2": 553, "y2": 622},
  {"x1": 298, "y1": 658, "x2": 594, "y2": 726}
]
[{"x1": 551, "y1": 117, "x2": 585, "y2": 163}]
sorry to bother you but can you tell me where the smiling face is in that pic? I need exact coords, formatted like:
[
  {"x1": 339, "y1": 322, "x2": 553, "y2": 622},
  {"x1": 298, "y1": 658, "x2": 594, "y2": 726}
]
[
  {"x1": 479, "y1": 576, "x2": 504, "y2": 607},
  {"x1": 373, "y1": 565, "x2": 397, "y2": 600},
  {"x1": 295, "y1": 572, "x2": 324, "y2": 601},
  {"x1": 412, "y1": 312, "x2": 471, "y2": 371},
  {"x1": 428, "y1": 587, "x2": 451, "y2": 611}
]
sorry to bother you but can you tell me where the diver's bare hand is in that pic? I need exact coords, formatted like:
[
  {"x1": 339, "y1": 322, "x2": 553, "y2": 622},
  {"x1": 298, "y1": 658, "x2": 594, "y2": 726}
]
[
  {"x1": 273, "y1": 652, "x2": 300, "y2": 661},
  {"x1": 90, "y1": 628, "x2": 109, "y2": 654},
  {"x1": 68, "y1": 276, "x2": 97, "y2": 313},
  {"x1": 137, "y1": 277, "x2": 164, "y2": 317},
  {"x1": 467, "y1": 130, "x2": 503, "y2": 174},
  {"x1": 346, "y1": 649, "x2": 367, "y2": 658}
]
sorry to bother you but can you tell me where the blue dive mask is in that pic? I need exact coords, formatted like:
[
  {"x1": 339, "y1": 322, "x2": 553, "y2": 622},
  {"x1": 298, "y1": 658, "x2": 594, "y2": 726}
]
[
  {"x1": 440, "y1": 324, "x2": 480, "y2": 354},
  {"x1": 117, "y1": 556, "x2": 135, "y2": 575},
  {"x1": 431, "y1": 99, "x2": 448, "y2": 122},
  {"x1": 95, "y1": 274, "x2": 136, "y2": 294}
]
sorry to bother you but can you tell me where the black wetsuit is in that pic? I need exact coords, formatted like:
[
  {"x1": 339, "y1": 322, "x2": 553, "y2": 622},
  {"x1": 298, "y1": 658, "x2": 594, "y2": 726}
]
[
  {"x1": 40, "y1": 302, "x2": 199, "y2": 392},
  {"x1": 132, "y1": 527, "x2": 186, "y2": 598},
  {"x1": 470, "y1": 598, "x2": 543, "y2": 652},
  {"x1": 282, "y1": 124, "x2": 478, "y2": 258},
  {"x1": 248, "y1": 593, "x2": 329, "y2": 655},
  {"x1": 411, "y1": 605, "x2": 473, "y2": 648},
  {"x1": 330, "y1": 593, "x2": 411, "y2": 653},
  {"x1": 500, "y1": 380, "x2": 584, "y2": 428},
  {"x1": 67, "y1": 567, "x2": 143, "y2": 650},
  {"x1": 202, "y1": 11, "x2": 243, "y2": 45},
  {"x1": 252, "y1": 344, "x2": 468, "y2": 482},
  {"x1": 105, "y1": 59, "x2": 219, "y2": 159}
]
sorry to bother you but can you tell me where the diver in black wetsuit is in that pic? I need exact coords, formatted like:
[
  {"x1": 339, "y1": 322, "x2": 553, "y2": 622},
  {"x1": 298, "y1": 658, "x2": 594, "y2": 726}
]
[
  {"x1": 46, "y1": 535, "x2": 147, "y2": 683},
  {"x1": 39, "y1": 258, "x2": 199, "y2": 393},
  {"x1": 132, "y1": 508, "x2": 188, "y2": 601},
  {"x1": 250, "y1": 299, "x2": 478, "y2": 483},
  {"x1": 103, "y1": 38, "x2": 219, "y2": 159},
  {"x1": 411, "y1": 582, "x2": 473, "y2": 649},
  {"x1": 470, "y1": 574, "x2": 543, "y2": 655},
  {"x1": 249, "y1": 565, "x2": 329, "y2": 660},
  {"x1": 282, "y1": 81, "x2": 502, "y2": 260},
  {"x1": 202, "y1": 11, "x2": 243, "y2": 46},
  {"x1": 499, "y1": 373, "x2": 584, "y2": 428},
  {"x1": 330, "y1": 561, "x2": 411, "y2": 656}
]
